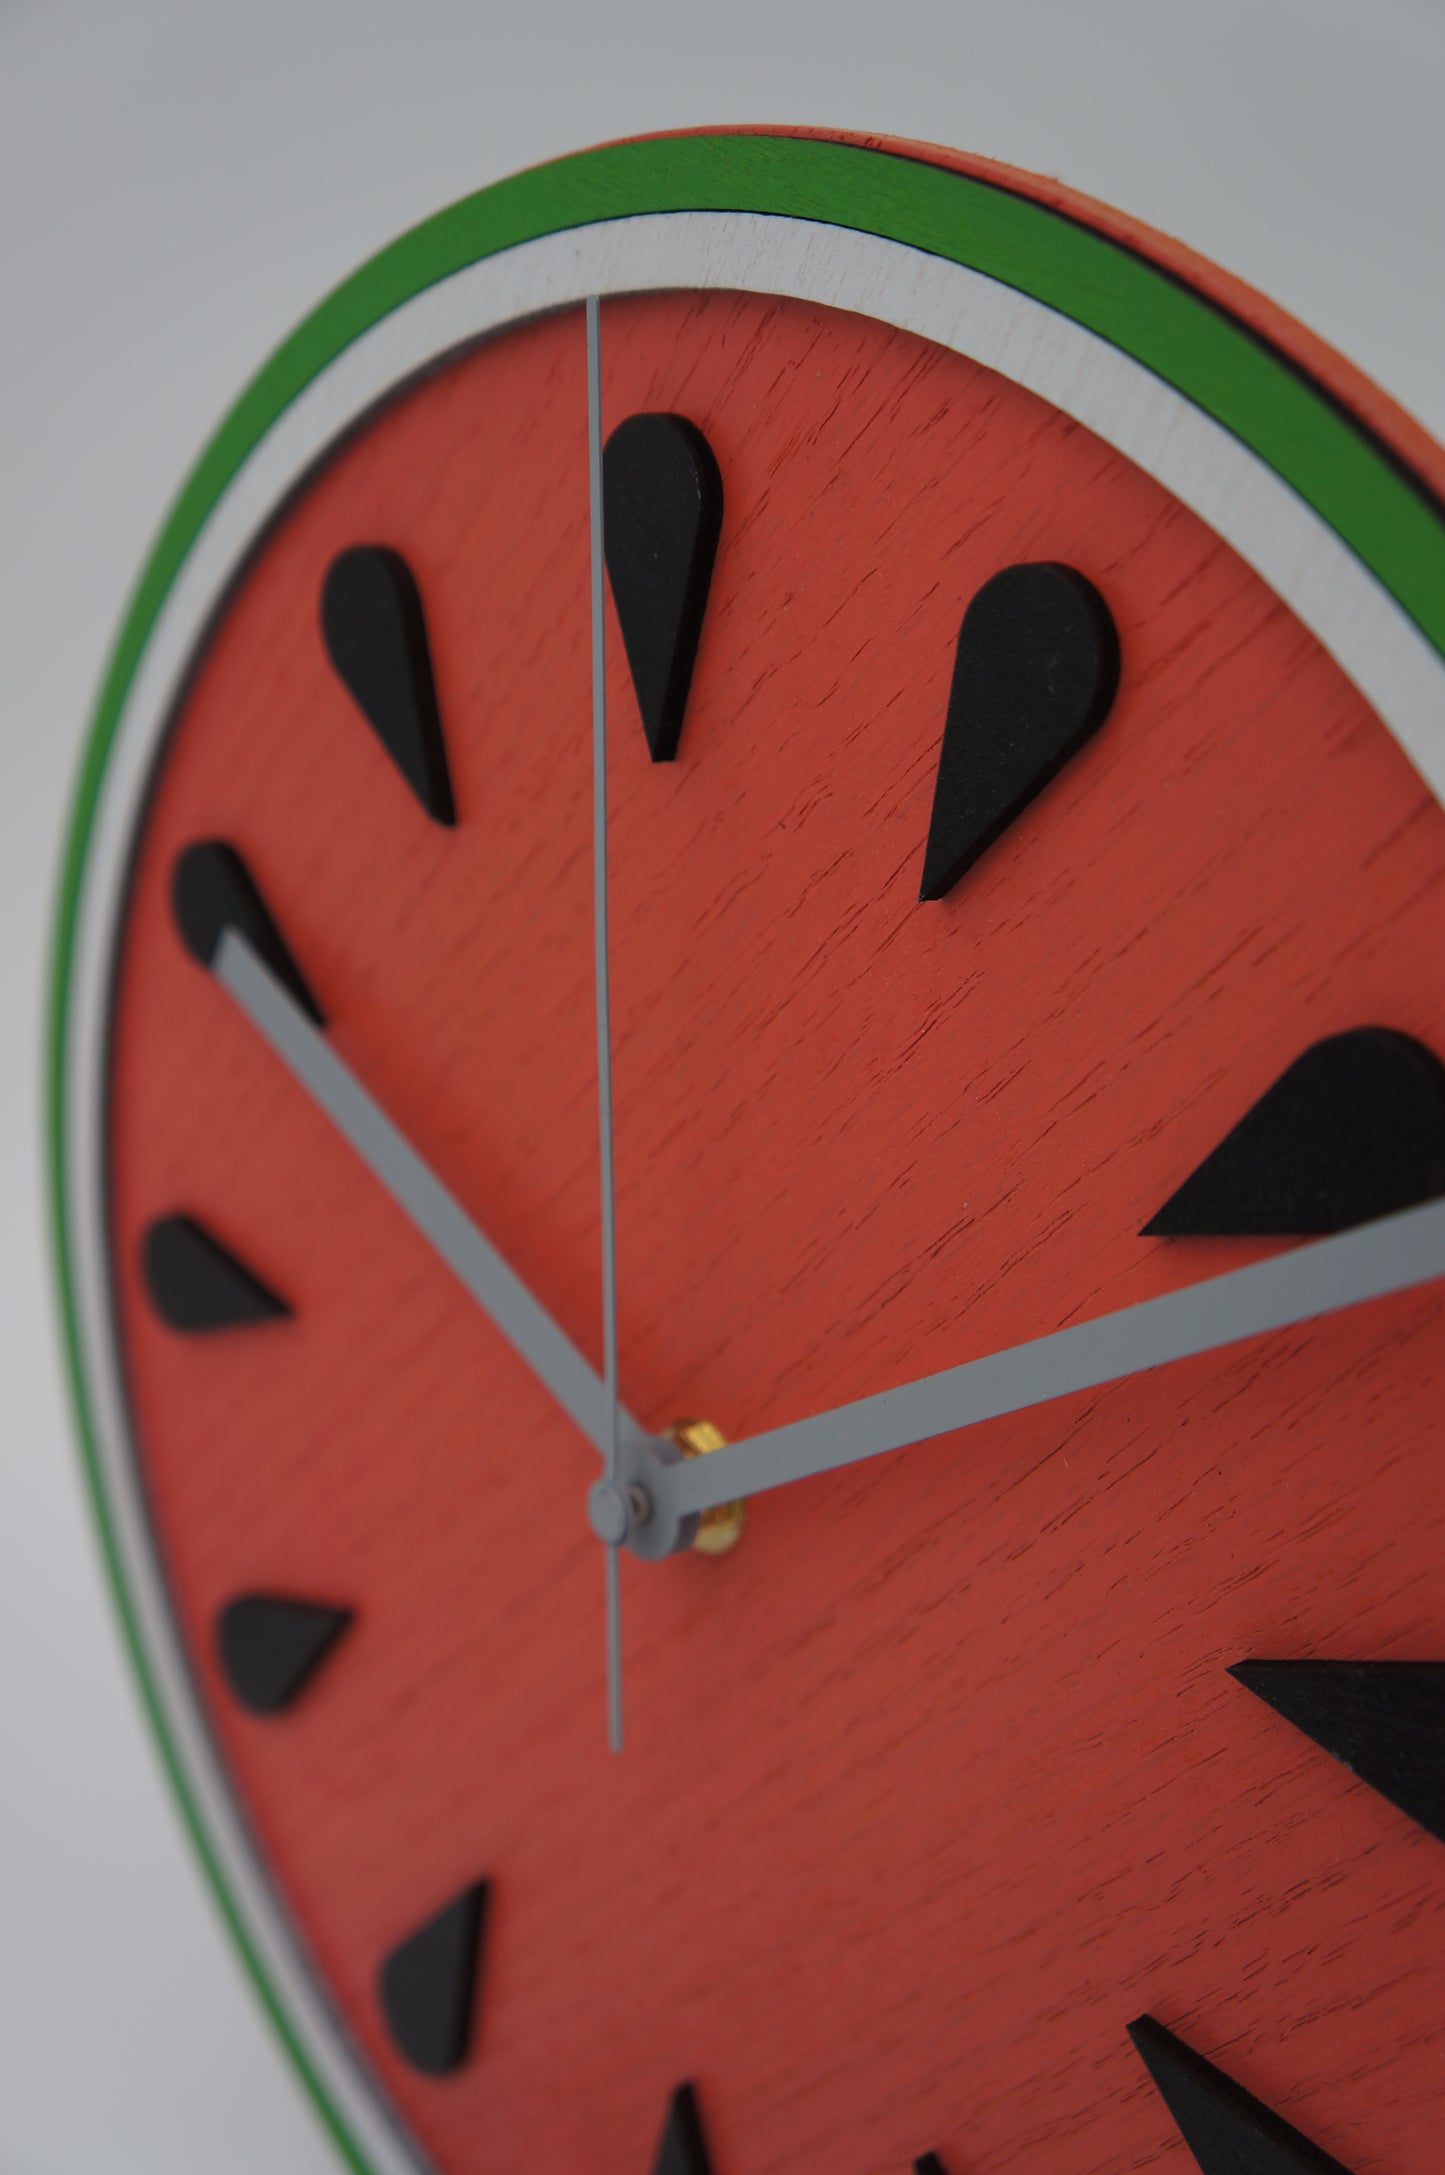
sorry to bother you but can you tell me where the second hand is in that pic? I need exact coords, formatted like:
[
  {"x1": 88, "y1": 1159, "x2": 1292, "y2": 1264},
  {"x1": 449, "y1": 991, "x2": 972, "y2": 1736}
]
[{"x1": 587, "y1": 291, "x2": 625, "y2": 1754}]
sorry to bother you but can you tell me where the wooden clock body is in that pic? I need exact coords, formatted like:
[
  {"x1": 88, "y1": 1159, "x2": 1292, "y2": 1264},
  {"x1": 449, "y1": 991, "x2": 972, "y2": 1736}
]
[{"x1": 50, "y1": 130, "x2": 1445, "y2": 2174}]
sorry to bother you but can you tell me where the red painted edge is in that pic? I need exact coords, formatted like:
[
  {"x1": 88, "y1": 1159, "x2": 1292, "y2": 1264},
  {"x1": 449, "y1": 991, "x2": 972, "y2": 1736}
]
[{"x1": 611, "y1": 122, "x2": 1445, "y2": 505}]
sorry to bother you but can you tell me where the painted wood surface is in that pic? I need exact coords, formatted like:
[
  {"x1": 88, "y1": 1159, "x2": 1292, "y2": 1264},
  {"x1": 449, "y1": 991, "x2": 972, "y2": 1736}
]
[{"x1": 107, "y1": 279, "x2": 1445, "y2": 2175}]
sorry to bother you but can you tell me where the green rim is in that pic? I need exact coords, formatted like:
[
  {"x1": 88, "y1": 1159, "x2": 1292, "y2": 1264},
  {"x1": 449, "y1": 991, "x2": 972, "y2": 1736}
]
[{"x1": 46, "y1": 128, "x2": 1445, "y2": 2174}]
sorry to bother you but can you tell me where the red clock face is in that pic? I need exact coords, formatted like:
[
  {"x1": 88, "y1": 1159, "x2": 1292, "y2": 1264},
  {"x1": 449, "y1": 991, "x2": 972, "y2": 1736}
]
[{"x1": 72, "y1": 136, "x2": 1445, "y2": 2175}]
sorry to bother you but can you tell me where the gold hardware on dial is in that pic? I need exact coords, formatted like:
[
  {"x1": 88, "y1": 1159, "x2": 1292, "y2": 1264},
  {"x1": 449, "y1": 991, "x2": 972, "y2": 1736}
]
[{"x1": 667, "y1": 1419, "x2": 746, "y2": 1555}]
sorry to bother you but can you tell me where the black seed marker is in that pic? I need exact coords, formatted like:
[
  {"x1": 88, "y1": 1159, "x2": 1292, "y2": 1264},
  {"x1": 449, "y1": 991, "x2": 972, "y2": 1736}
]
[
  {"x1": 920, "y1": 561, "x2": 1119, "y2": 900},
  {"x1": 1146, "y1": 1028, "x2": 1445, "y2": 1236},
  {"x1": 603, "y1": 412, "x2": 723, "y2": 762},
  {"x1": 651, "y1": 2083, "x2": 714, "y2": 2175},
  {"x1": 1129, "y1": 2014, "x2": 1355, "y2": 2174},
  {"x1": 172, "y1": 840, "x2": 323, "y2": 1025},
  {"x1": 321, "y1": 545, "x2": 455, "y2": 823},
  {"x1": 216, "y1": 1595, "x2": 352, "y2": 1715},
  {"x1": 1231, "y1": 1659, "x2": 1445, "y2": 1847},
  {"x1": 379, "y1": 1881, "x2": 489, "y2": 2076},
  {"x1": 143, "y1": 1215, "x2": 289, "y2": 1332}
]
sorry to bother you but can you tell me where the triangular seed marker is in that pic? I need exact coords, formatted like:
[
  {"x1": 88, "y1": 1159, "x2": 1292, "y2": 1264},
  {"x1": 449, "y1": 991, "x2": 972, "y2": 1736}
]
[
  {"x1": 1129, "y1": 2016, "x2": 1356, "y2": 2174},
  {"x1": 1230, "y1": 1659, "x2": 1445, "y2": 1846},
  {"x1": 216, "y1": 1595, "x2": 352, "y2": 1714},
  {"x1": 379, "y1": 1881, "x2": 489, "y2": 2076},
  {"x1": 1145, "y1": 1027, "x2": 1445, "y2": 1236},
  {"x1": 142, "y1": 1215, "x2": 289, "y2": 1332},
  {"x1": 920, "y1": 560, "x2": 1119, "y2": 900},
  {"x1": 603, "y1": 412, "x2": 723, "y2": 762},
  {"x1": 652, "y1": 2083, "x2": 714, "y2": 2175},
  {"x1": 321, "y1": 544, "x2": 456, "y2": 823}
]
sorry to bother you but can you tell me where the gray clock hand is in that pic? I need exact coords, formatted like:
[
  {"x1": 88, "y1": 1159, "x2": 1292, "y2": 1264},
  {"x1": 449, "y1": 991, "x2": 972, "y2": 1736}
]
[
  {"x1": 642, "y1": 1194, "x2": 1445, "y2": 1527},
  {"x1": 585, "y1": 289, "x2": 626, "y2": 1754},
  {"x1": 214, "y1": 924, "x2": 643, "y2": 1460}
]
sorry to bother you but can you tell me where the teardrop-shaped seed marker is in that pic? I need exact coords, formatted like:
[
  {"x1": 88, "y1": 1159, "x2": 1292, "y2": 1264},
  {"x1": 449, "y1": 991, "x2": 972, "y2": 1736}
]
[
  {"x1": 142, "y1": 1215, "x2": 289, "y2": 1332},
  {"x1": 216, "y1": 1595, "x2": 352, "y2": 1714},
  {"x1": 379, "y1": 1881, "x2": 489, "y2": 2076},
  {"x1": 1145, "y1": 1028, "x2": 1445, "y2": 1236},
  {"x1": 920, "y1": 561, "x2": 1119, "y2": 900},
  {"x1": 1129, "y1": 2014, "x2": 1356, "y2": 2174},
  {"x1": 652, "y1": 2083, "x2": 714, "y2": 2175},
  {"x1": 321, "y1": 544, "x2": 455, "y2": 824},
  {"x1": 603, "y1": 412, "x2": 723, "y2": 763},
  {"x1": 1231, "y1": 1658, "x2": 1445, "y2": 1847},
  {"x1": 171, "y1": 839, "x2": 324, "y2": 1025}
]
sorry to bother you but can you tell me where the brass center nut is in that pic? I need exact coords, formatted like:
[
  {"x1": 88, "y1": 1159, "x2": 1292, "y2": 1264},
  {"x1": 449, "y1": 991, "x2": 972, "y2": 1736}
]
[{"x1": 667, "y1": 1419, "x2": 747, "y2": 1555}]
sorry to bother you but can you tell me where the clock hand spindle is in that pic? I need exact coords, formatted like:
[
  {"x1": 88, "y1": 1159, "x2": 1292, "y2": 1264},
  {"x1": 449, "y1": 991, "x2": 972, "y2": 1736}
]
[
  {"x1": 586, "y1": 291, "x2": 626, "y2": 1755},
  {"x1": 628, "y1": 1194, "x2": 1445, "y2": 1532},
  {"x1": 211, "y1": 924, "x2": 646, "y2": 1461}
]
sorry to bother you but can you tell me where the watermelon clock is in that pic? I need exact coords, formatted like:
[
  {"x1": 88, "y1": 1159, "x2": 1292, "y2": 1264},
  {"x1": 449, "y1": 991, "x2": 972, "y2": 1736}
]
[{"x1": 49, "y1": 129, "x2": 1445, "y2": 2175}]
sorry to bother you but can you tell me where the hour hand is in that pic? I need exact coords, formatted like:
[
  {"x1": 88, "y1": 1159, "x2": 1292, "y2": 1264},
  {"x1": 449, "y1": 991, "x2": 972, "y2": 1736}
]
[
  {"x1": 175, "y1": 841, "x2": 641, "y2": 1460},
  {"x1": 636, "y1": 1193, "x2": 1445, "y2": 1532}
]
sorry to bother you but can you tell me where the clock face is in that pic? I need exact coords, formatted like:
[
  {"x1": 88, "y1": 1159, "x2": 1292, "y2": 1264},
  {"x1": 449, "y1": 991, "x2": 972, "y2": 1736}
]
[{"x1": 53, "y1": 133, "x2": 1445, "y2": 2175}]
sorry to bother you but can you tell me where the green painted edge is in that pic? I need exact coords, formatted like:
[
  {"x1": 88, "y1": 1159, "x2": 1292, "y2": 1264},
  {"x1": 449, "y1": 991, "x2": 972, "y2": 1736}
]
[{"x1": 45, "y1": 128, "x2": 1445, "y2": 2175}]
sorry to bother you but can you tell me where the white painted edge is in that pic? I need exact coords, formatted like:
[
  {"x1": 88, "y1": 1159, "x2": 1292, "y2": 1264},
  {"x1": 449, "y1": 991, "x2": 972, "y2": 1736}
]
[{"x1": 61, "y1": 208, "x2": 1445, "y2": 2175}]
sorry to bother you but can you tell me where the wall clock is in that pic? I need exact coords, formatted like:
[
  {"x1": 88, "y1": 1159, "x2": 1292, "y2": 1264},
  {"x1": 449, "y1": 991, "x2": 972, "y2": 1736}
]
[{"x1": 49, "y1": 125, "x2": 1445, "y2": 2175}]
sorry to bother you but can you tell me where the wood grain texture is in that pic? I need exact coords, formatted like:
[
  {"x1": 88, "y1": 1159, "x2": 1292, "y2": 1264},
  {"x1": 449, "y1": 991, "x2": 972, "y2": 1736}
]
[{"x1": 107, "y1": 283, "x2": 1445, "y2": 2175}]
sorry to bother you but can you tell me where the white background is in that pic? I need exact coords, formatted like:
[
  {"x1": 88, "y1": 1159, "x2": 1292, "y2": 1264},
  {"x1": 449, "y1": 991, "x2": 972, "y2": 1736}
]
[{"x1": 2, "y1": 2, "x2": 1443, "y2": 2168}]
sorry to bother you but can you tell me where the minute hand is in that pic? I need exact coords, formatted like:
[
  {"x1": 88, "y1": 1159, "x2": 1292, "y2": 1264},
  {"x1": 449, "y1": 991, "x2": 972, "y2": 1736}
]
[
  {"x1": 215, "y1": 927, "x2": 641, "y2": 1459},
  {"x1": 663, "y1": 1197, "x2": 1445, "y2": 1519}
]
